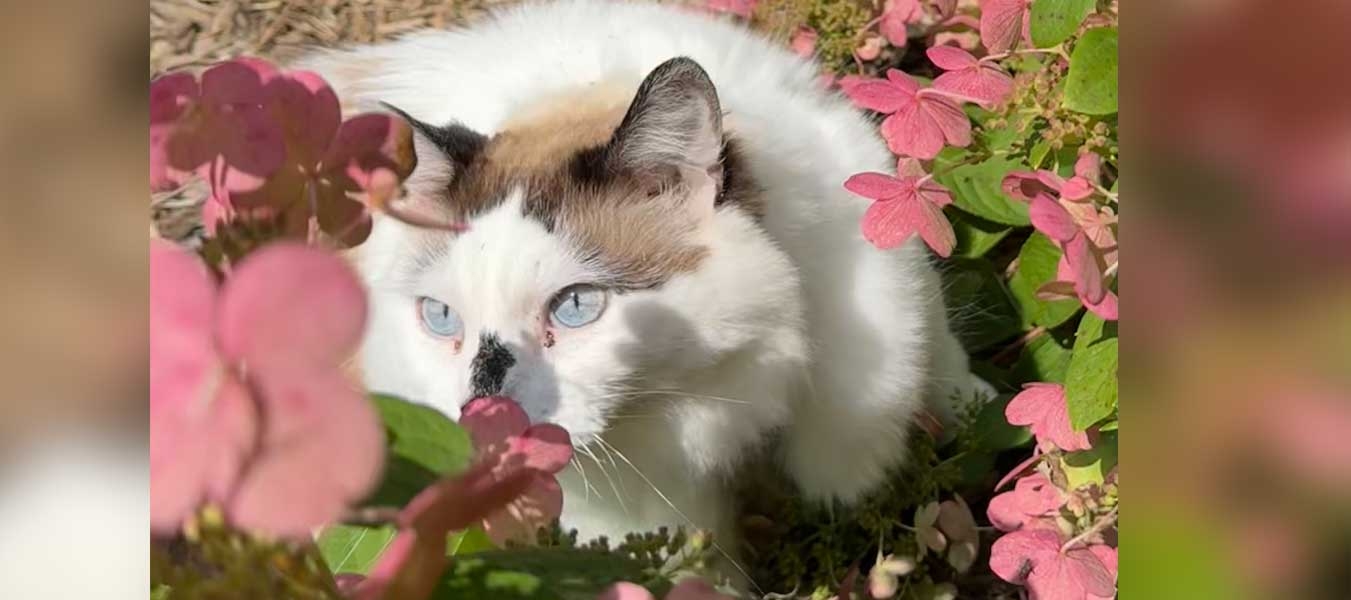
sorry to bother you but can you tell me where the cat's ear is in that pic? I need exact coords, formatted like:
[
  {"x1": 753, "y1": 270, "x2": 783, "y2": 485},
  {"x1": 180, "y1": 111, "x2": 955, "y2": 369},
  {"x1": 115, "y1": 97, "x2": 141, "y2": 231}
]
[
  {"x1": 603, "y1": 57, "x2": 724, "y2": 201},
  {"x1": 381, "y1": 102, "x2": 487, "y2": 174}
]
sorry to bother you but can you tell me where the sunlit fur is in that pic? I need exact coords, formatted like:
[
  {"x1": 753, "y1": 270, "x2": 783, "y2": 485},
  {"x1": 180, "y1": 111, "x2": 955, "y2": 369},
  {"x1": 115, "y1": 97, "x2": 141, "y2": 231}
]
[{"x1": 299, "y1": 0, "x2": 985, "y2": 566}]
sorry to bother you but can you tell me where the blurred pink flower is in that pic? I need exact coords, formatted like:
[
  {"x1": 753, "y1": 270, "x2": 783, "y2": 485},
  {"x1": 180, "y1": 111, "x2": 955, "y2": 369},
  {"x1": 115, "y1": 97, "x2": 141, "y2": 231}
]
[
  {"x1": 855, "y1": 35, "x2": 886, "y2": 62},
  {"x1": 987, "y1": 472, "x2": 1066, "y2": 532},
  {"x1": 841, "y1": 69, "x2": 971, "y2": 159},
  {"x1": 880, "y1": 0, "x2": 923, "y2": 47},
  {"x1": 459, "y1": 396, "x2": 573, "y2": 546},
  {"x1": 599, "y1": 579, "x2": 734, "y2": 600},
  {"x1": 843, "y1": 160, "x2": 956, "y2": 256},
  {"x1": 979, "y1": 0, "x2": 1030, "y2": 54},
  {"x1": 790, "y1": 26, "x2": 819, "y2": 58},
  {"x1": 1006, "y1": 383, "x2": 1092, "y2": 452},
  {"x1": 990, "y1": 529, "x2": 1116, "y2": 599},
  {"x1": 344, "y1": 462, "x2": 539, "y2": 600},
  {"x1": 149, "y1": 240, "x2": 383, "y2": 538},
  {"x1": 938, "y1": 495, "x2": 979, "y2": 572},
  {"x1": 928, "y1": 45, "x2": 1015, "y2": 108},
  {"x1": 149, "y1": 59, "x2": 286, "y2": 194}
]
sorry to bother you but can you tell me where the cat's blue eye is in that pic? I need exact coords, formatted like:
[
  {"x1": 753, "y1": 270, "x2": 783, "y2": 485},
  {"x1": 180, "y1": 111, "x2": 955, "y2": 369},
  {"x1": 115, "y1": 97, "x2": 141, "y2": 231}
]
[
  {"x1": 549, "y1": 284, "x2": 608, "y2": 329},
  {"x1": 418, "y1": 297, "x2": 463, "y2": 338}
]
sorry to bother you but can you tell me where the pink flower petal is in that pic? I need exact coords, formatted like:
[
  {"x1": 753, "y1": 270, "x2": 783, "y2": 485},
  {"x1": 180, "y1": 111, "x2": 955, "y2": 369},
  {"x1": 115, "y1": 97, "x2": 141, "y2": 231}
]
[
  {"x1": 1026, "y1": 546, "x2": 1117, "y2": 599},
  {"x1": 705, "y1": 0, "x2": 756, "y2": 18},
  {"x1": 216, "y1": 243, "x2": 368, "y2": 370},
  {"x1": 1059, "y1": 176, "x2": 1096, "y2": 201},
  {"x1": 1030, "y1": 194, "x2": 1080, "y2": 242},
  {"x1": 1005, "y1": 383, "x2": 1091, "y2": 452},
  {"x1": 986, "y1": 473, "x2": 1066, "y2": 532},
  {"x1": 1064, "y1": 234, "x2": 1107, "y2": 304},
  {"x1": 979, "y1": 0, "x2": 1028, "y2": 54},
  {"x1": 1002, "y1": 171, "x2": 1060, "y2": 202},
  {"x1": 789, "y1": 26, "x2": 818, "y2": 57},
  {"x1": 930, "y1": 0, "x2": 958, "y2": 18},
  {"x1": 844, "y1": 76, "x2": 913, "y2": 113},
  {"x1": 265, "y1": 70, "x2": 341, "y2": 168},
  {"x1": 149, "y1": 241, "x2": 258, "y2": 534},
  {"x1": 881, "y1": 104, "x2": 946, "y2": 159},
  {"x1": 149, "y1": 73, "x2": 200, "y2": 191},
  {"x1": 989, "y1": 528, "x2": 1060, "y2": 584},
  {"x1": 855, "y1": 35, "x2": 885, "y2": 61},
  {"x1": 914, "y1": 198, "x2": 957, "y2": 257},
  {"x1": 933, "y1": 63, "x2": 1015, "y2": 107},
  {"x1": 927, "y1": 45, "x2": 979, "y2": 71},
  {"x1": 461, "y1": 396, "x2": 532, "y2": 451},
  {"x1": 1074, "y1": 152, "x2": 1103, "y2": 182},
  {"x1": 880, "y1": 0, "x2": 923, "y2": 47},
  {"x1": 1084, "y1": 289, "x2": 1120, "y2": 321},
  {"x1": 321, "y1": 113, "x2": 418, "y2": 191},
  {"x1": 512, "y1": 424, "x2": 573, "y2": 474},
  {"x1": 599, "y1": 582, "x2": 657, "y2": 600},
  {"x1": 844, "y1": 172, "x2": 909, "y2": 201},
  {"x1": 921, "y1": 93, "x2": 973, "y2": 148},
  {"x1": 896, "y1": 157, "x2": 926, "y2": 177},
  {"x1": 917, "y1": 178, "x2": 955, "y2": 207},
  {"x1": 885, "y1": 69, "x2": 922, "y2": 94},
  {"x1": 482, "y1": 474, "x2": 563, "y2": 547},
  {"x1": 226, "y1": 372, "x2": 383, "y2": 538}
]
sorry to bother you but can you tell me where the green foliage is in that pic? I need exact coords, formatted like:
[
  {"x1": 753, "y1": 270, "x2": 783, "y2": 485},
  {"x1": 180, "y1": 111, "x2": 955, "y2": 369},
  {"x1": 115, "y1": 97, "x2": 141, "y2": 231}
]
[
  {"x1": 949, "y1": 209, "x2": 1012, "y2": 258},
  {"x1": 364, "y1": 394, "x2": 474, "y2": 507},
  {"x1": 1065, "y1": 313, "x2": 1119, "y2": 429},
  {"x1": 318, "y1": 524, "x2": 398, "y2": 575},
  {"x1": 433, "y1": 548, "x2": 660, "y2": 600},
  {"x1": 1029, "y1": 0, "x2": 1095, "y2": 48},
  {"x1": 933, "y1": 152, "x2": 1031, "y2": 226},
  {"x1": 942, "y1": 258, "x2": 1023, "y2": 352},
  {"x1": 1012, "y1": 333, "x2": 1075, "y2": 383},
  {"x1": 1008, "y1": 233, "x2": 1084, "y2": 328},
  {"x1": 1061, "y1": 430, "x2": 1118, "y2": 489},
  {"x1": 1063, "y1": 27, "x2": 1119, "y2": 115}
]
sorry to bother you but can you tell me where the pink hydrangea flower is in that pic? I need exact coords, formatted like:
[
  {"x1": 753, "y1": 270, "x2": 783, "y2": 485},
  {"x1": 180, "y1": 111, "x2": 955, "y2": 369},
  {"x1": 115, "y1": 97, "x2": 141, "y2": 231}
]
[
  {"x1": 458, "y1": 396, "x2": 573, "y2": 547},
  {"x1": 789, "y1": 26, "x2": 819, "y2": 58},
  {"x1": 987, "y1": 472, "x2": 1066, "y2": 532},
  {"x1": 843, "y1": 158, "x2": 956, "y2": 256},
  {"x1": 599, "y1": 579, "x2": 734, "y2": 600},
  {"x1": 880, "y1": 0, "x2": 923, "y2": 47},
  {"x1": 1005, "y1": 383, "x2": 1092, "y2": 452},
  {"x1": 990, "y1": 529, "x2": 1116, "y2": 600},
  {"x1": 928, "y1": 45, "x2": 1015, "y2": 108},
  {"x1": 149, "y1": 240, "x2": 383, "y2": 538},
  {"x1": 979, "y1": 0, "x2": 1030, "y2": 54},
  {"x1": 343, "y1": 461, "x2": 539, "y2": 600},
  {"x1": 841, "y1": 69, "x2": 971, "y2": 159}
]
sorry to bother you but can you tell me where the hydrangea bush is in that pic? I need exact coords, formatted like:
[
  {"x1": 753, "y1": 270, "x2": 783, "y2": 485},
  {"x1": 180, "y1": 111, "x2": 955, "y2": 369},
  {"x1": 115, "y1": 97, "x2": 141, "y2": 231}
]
[{"x1": 149, "y1": 1, "x2": 1117, "y2": 598}]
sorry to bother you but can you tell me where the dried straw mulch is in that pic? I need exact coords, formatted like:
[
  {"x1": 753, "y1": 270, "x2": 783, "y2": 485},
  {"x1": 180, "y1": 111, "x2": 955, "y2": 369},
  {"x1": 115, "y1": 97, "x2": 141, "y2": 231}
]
[{"x1": 149, "y1": 0, "x2": 515, "y2": 77}]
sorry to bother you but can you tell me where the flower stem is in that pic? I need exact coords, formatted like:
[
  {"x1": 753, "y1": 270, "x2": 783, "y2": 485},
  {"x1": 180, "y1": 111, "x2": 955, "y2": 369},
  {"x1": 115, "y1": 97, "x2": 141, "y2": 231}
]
[{"x1": 1060, "y1": 507, "x2": 1118, "y2": 553}]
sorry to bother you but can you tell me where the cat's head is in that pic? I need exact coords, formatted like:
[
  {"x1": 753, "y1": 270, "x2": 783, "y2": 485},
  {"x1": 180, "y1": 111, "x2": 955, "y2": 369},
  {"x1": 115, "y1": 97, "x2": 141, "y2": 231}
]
[{"x1": 358, "y1": 58, "x2": 805, "y2": 442}]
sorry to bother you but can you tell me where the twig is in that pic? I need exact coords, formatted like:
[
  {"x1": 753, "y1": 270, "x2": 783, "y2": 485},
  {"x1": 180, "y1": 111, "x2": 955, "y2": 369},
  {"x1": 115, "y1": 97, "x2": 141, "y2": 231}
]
[{"x1": 1060, "y1": 507, "x2": 1118, "y2": 553}]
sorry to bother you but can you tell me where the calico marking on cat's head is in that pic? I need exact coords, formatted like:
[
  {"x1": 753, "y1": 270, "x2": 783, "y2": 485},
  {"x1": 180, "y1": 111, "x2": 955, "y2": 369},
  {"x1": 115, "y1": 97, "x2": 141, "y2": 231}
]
[{"x1": 367, "y1": 57, "x2": 793, "y2": 442}]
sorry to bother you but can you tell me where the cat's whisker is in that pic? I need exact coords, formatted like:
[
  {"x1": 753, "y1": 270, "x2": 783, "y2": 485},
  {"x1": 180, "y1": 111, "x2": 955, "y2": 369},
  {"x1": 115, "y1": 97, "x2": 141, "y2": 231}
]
[
  {"x1": 594, "y1": 436, "x2": 759, "y2": 594},
  {"x1": 581, "y1": 438, "x2": 628, "y2": 514},
  {"x1": 570, "y1": 456, "x2": 601, "y2": 500},
  {"x1": 593, "y1": 389, "x2": 753, "y2": 406}
]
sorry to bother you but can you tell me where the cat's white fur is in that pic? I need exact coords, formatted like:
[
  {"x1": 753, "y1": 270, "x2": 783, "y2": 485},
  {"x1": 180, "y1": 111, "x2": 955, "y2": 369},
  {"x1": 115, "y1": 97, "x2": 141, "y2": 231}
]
[{"x1": 299, "y1": 0, "x2": 982, "y2": 562}]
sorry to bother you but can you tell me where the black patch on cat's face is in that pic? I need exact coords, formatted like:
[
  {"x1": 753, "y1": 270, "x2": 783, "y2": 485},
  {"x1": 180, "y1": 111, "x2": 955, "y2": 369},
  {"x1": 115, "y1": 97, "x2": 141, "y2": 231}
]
[
  {"x1": 382, "y1": 102, "x2": 487, "y2": 169},
  {"x1": 469, "y1": 332, "x2": 515, "y2": 399}
]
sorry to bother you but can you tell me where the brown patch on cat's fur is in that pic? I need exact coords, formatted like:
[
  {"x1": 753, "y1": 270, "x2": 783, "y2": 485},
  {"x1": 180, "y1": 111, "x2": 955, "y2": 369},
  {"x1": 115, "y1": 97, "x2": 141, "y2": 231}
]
[{"x1": 419, "y1": 80, "x2": 760, "y2": 288}]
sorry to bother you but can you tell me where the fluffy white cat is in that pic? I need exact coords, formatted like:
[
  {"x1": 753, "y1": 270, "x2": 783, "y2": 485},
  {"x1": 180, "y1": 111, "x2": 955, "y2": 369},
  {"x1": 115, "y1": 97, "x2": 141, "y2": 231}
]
[{"x1": 298, "y1": 0, "x2": 983, "y2": 571}]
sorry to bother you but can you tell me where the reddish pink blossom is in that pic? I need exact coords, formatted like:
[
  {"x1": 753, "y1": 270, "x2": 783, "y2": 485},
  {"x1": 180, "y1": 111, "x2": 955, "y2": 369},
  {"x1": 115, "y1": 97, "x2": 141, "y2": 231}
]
[
  {"x1": 1006, "y1": 383, "x2": 1091, "y2": 452},
  {"x1": 149, "y1": 240, "x2": 383, "y2": 538},
  {"x1": 843, "y1": 165, "x2": 956, "y2": 256},
  {"x1": 790, "y1": 26, "x2": 819, "y2": 58},
  {"x1": 990, "y1": 529, "x2": 1116, "y2": 599},
  {"x1": 344, "y1": 462, "x2": 538, "y2": 600},
  {"x1": 842, "y1": 69, "x2": 971, "y2": 159},
  {"x1": 987, "y1": 473, "x2": 1066, "y2": 532},
  {"x1": 149, "y1": 59, "x2": 286, "y2": 193},
  {"x1": 938, "y1": 495, "x2": 979, "y2": 572},
  {"x1": 705, "y1": 0, "x2": 756, "y2": 18},
  {"x1": 979, "y1": 0, "x2": 1030, "y2": 54},
  {"x1": 855, "y1": 35, "x2": 885, "y2": 62},
  {"x1": 880, "y1": 0, "x2": 923, "y2": 47},
  {"x1": 929, "y1": 0, "x2": 958, "y2": 19},
  {"x1": 928, "y1": 45, "x2": 1015, "y2": 108},
  {"x1": 599, "y1": 579, "x2": 734, "y2": 600},
  {"x1": 459, "y1": 396, "x2": 572, "y2": 547}
]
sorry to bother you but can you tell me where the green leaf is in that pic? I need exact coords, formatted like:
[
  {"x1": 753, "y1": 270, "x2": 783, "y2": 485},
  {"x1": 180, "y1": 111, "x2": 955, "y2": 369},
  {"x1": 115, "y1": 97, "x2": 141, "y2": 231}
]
[
  {"x1": 972, "y1": 393, "x2": 1034, "y2": 451},
  {"x1": 432, "y1": 548, "x2": 658, "y2": 600},
  {"x1": 1007, "y1": 233, "x2": 1083, "y2": 328},
  {"x1": 448, "y1": 526, "x2": 496, "y2": 556},
  {"x1": 933, "y1": 151, "x2": 1031, "y2": 226},
  {"x1": 1063, "y1": 27, "x2": 1119, "y2": 115},
  {"x1": 366, "y1": 394, "x2": 475, "y2": 507},
  {"x1": 318, "y1": 524, "x2": 398, "y2": 575},
  {"x1": 1028, "y1": 140, "x2": 1052, "y2": 169},
  {"x1": 1011, "y1": 332, "x2": 1074, "y2": 384},
  {"x1": 1065, "y1": 313, "x2": 1118, "y2": 429},
  {"x1": 1029, "y1": 0, "x2": 1095, "y2": 48},
  {"x1": 1061, "y1": 430, "x2": 1117, "y2": 489},
  {"x1": 948, "y1": 208, "x2": 1012, "y2": 258},
  {"x1": 941, "y1": 258, "x2": 1023, "y2": 353}
]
